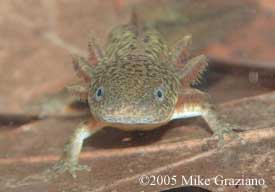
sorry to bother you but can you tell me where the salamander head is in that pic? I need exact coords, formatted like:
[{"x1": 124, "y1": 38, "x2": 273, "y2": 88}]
[
  {"x1": 88, "y1": 57, "x2": 180, "y2": 125},
  {"x1": 71, "y1": 23, "x2": 207, "y2": 128}
]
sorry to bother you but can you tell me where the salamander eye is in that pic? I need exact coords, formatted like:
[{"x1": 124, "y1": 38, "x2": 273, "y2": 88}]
[
  {"x1": 95, "y1": 86, "x2": 104, "y2": 101},
  {"x1": 154, "y1": 87, "x2": 165, "y2": 102}
]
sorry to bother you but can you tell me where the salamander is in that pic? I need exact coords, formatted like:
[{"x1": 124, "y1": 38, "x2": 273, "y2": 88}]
[{"x1": 52, "y1": 16, "x2": 240, "y2": 178}]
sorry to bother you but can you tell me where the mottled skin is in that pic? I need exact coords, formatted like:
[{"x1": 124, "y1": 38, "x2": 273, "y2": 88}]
[
  {"x1": 90, "y1": 25, "x2": 180, "y2": 127},
  {"x1": 52, "y1": 22, "x2": 239, "y2": 178}
]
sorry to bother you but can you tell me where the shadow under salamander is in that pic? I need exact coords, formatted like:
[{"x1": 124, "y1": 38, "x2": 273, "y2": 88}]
[{"x1": 85, "y1": 117, "x2": 208, "y2": 149}]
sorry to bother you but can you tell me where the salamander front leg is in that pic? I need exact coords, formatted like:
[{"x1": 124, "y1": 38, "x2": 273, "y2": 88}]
[
  {"x1": 199, "y1": 104, "x2": 242, "y2": 146},
  {"x1": 172, "y1": 89, "x2": 242, "y2": 147},
  {"x1": 51, "y1": 119, "x2": 104, "y2": 178}
]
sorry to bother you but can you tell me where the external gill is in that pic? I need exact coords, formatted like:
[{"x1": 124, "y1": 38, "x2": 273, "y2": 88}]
[
  {"x1": 172, "y1": 35, "x2": 208, "y2": 86},
  {"x1": 69, "y1": 37, "x2": 104, "y2": 101},
  {"x1": 172, "y1": 35, "x2": 192, "y2": 66},
  {"x1": 66, "y1": 84, "x2": 89, "y2": 102},
  {"x1": 88, "y1": 35, "x2": 103, "y2": 66},
  {"x1": 177, "y1": 55, "x2": 208, "y2": 86},
  {"x1": 73, "y1": 32, "x2": 104, "y2": 82},
  {"x1": 72, "y1": 55, "x2": 95, "y2": 82}
]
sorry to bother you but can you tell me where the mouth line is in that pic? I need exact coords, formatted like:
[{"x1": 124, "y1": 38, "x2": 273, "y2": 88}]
[{"x1": 101, "y1": 116, "x2": 159, "y2": 125}]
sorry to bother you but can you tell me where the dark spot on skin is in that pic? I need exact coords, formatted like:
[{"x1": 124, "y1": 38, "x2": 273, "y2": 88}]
[
  {"x1": 144, "y1": 36, "x2": 150, "y2": 43},
  {"x1": 129, "y1": 44, "x2": 135, "y2": 50}
]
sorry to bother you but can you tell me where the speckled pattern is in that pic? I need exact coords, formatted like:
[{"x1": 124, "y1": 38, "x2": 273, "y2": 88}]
[
  {"x1": 89, "y1": 24, "x2": 181, "y2": 125},
  {"x1": 56, "y1": 16, "x2": 237, "y2": 179},
  {"x1": 73, "y1": 23, "x2": 208, "y2": 129}
]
